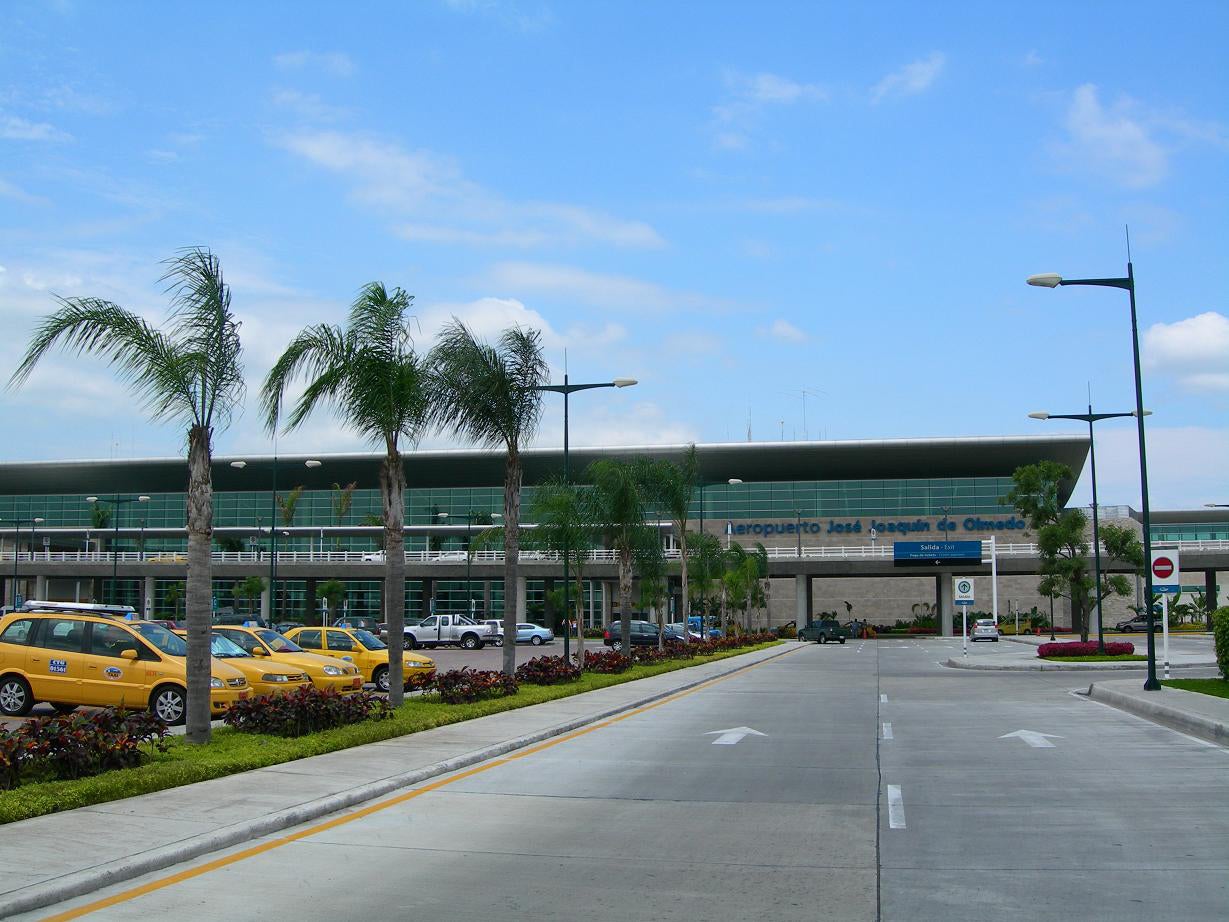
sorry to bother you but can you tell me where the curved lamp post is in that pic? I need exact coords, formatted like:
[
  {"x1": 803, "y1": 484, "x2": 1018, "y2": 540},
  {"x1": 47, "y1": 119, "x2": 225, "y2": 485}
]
[
  {"x1": 1027, "y1": 263, "x2": 1160, "y2": 689},
  {"x1": 1029, "y1": 407, "x2": 1151, "y2": 653},
  {"x1": 532, "y1": 375, "x2": 636, "y2": 663},
  {"x1": 3, "y1": 517, "x2": 45, "y2": 607}
]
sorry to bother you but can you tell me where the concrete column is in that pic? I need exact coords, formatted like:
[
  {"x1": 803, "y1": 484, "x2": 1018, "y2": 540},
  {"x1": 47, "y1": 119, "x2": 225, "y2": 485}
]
[
  {"x1": 260, "y1": 585, "x2": 271, "y2": 622},
  {"x1": 1206, "y1": 570, "x2": 1218, "y2": 627},
  {"x1": 543, "y1": 577, "x2": 557, "y2": 630},
  {"x1": 601, "y1": 582, "x2": 613, "y2": 626},
  {"x1": 937, "y1": 575, "x2": 954, "y2": 636},
  {"x1": 143, "y1": 576, "x2": 155, "y2": 619},
  {"x1": 3, "y1": 578, "x2": 13, "y2": 607},
  {"x1": 420, "y1": 577, "x2": 434, "y2": 616},
  {"x1": 515, "y1": 574, "x2": 527, "y2": 623},
  {"x1": 35, "y1": 574, "x2": 48, "y2": 601},
  {"x1": 483, "y1": 580, "x2": 492, "y2": 618},
  {"x1": 795, "y1": 575, "x2": 813, "y2": 627},
  {"x1": 305, "y1": 577, "x2": 318, "y2": 625}
]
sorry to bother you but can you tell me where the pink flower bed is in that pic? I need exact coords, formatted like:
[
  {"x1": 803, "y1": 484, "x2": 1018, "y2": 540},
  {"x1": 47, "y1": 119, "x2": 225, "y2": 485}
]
[{"x1": 1038, "y1": 641, "x2": 1135, "y2": 658}]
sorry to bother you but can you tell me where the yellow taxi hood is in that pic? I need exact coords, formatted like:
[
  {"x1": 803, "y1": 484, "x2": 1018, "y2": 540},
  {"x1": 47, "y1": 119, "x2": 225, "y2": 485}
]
[
  {"x1": 264, "y1": 650, "x2": 357, "y2": 672},
  {"x1": 209, "y1": 658, "x2": 248, "y2": 682}
]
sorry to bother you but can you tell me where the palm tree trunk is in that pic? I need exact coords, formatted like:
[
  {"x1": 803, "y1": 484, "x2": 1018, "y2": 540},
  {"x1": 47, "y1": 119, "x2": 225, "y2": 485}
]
[
  {"x1": 678, "y1": 527, "x2": 690, "y2": 639},
  {"x1": 501, "y1": 448, "x2": 522, "y2": 677},
  {"x1": 185, "y1": 425, "x2": 213, "y2": 744},
  {"x1": 574, "y1": 561, "x2": 586, "y2": 668},
  {"x1": 381, "y1": 448, "x2": 407, "y2": 706},
  {"x1": 619, "y1": 548, "x2": 633, "y2": 652}
]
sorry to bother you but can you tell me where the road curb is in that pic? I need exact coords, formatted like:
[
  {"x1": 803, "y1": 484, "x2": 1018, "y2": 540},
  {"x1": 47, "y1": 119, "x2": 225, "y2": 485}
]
[
  {"x1": 0, "y1": 643, "x2": 797, "y2": 919},
  {"x1": 1087, "y1": 682, "x2": 1229, "y2": 746},
  {"x1": 942, "y1": 657, "x2": 1217, "y2": 672}
]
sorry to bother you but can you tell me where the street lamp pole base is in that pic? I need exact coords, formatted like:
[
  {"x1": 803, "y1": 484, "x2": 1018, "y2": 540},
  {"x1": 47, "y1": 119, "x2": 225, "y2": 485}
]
[{"x1": 1143, "y1": 676, "x2": 1161, "y2": 691}]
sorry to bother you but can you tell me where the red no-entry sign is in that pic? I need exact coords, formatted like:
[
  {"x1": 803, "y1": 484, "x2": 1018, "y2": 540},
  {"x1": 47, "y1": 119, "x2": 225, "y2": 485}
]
[{"x1": 1152, "y1": 557, "x2": 1174, "y2": 579}]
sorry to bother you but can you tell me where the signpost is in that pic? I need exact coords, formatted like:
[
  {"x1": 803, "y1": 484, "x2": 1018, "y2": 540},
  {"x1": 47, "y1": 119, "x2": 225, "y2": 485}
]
[
  {"x1": 894, "y1": 541, "x2": 983, "y2": 565},
  {"x1": 1151, "y1": 549, "x2": 1180, "y2": 679},
  {"x1": 954, "y1": 577, "x2": 974, "y2": 657}
]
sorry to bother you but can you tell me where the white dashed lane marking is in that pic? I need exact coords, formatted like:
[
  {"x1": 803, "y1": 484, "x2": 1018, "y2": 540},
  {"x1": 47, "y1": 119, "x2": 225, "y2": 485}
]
[{"x1": 887, "y1": 785, "x2": 906, "y2": 828}]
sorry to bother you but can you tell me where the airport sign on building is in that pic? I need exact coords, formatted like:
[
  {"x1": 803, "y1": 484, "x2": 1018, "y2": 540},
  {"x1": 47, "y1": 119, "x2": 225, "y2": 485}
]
[{"x1": 894, "y1": 541, "x2": 983, "y2": 566}]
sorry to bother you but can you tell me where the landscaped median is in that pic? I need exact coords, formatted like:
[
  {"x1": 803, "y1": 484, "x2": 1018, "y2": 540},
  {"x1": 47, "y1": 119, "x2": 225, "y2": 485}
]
[
  {"x1": 1038, "y1": 641, "x2": 1143, "y2": 662},
  {"x1": 0, "y1": 636, "x2": 782, "y2": 826}
]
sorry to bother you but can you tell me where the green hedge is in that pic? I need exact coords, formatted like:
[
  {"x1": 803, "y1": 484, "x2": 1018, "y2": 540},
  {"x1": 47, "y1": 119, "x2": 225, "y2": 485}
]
[{"x1": 1213, "y1": 606, "x2": 1229, "y2": 680}]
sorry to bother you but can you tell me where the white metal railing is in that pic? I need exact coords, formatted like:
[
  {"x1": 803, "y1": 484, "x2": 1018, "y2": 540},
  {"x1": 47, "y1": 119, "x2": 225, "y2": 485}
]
[{"x1": 3, "y1": 537, "x2": 1227, "y2": 567}]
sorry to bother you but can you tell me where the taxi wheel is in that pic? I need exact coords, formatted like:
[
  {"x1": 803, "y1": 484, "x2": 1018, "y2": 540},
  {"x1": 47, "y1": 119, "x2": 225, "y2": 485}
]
[
  {"x1": 0, "y1": 676, "x2": 33, "y2": 717},
  {"x1": 374, "y1": 666, "x2": 390, "y2": 693},
  {"x1": 150, "y1": 685, "x2": 187, "y2": 725}
]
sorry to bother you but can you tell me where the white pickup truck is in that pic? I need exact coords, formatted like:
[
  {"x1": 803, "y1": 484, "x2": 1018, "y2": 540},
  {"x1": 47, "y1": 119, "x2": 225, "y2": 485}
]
[{"x1": 403, "y1": 614, "x2": 496, "y2": 650}]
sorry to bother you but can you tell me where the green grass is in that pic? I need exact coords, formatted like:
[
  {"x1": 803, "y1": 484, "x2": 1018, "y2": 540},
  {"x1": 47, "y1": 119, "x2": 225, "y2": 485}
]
[
  {"x1": 0, "y1": 641, "x2": 782, "y2": 825},
  {"x1": 1040, "y1": 654, "x2": 1147, "y2": 662},
  {"x1": 1162, "y1": 678, "x2": 1229, "y2": 699}
]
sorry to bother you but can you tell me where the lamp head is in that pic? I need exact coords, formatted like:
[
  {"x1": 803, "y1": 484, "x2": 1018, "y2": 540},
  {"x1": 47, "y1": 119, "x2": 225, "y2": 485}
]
[
  {"x1": 728, "y1": 478, "x2": 743, "y2": 485},
  {"x1": 613, "y1": 378, "x2": 637, "y2": 388},
  {"x1": 86, "y1": 496, "x2": 99, "y2": 503},
  {"x1": 436, "y1": 512, "x2": 449, "y2": 519},
  {"x1": 33, "y1": 517, "x2": 44, "y2": 524},
  {"x1": 230, "y1": 460, "x2": 247, "y2": 469},
  {"x1": 1027, "y1": 412, "x2": 1050, "y2": 420},
  {"x1": 304, "y1": 459, "x2": 322, "y2": 469},
  {"x1": 1027, "y1": 273, "x2": 1063, "y2": 288},
  {"x1": 1132, "y1": 410, "x2": 1153, "y2": 417},
  {"x1": 138, "y1": 495, "x2": 150, "y2": 502}
]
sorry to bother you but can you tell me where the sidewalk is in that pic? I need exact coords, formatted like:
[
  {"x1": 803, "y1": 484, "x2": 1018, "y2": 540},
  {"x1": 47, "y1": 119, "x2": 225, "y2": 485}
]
[
  {"x1": 0, "y1": 643, "x2": 798, "y2": 918},
  {"x1": 1087, "y1": 678, "x2": 1229, "y2": 746}
]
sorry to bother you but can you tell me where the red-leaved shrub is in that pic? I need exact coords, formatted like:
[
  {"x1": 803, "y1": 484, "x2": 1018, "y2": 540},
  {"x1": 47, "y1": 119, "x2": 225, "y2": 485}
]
[
  {"x1": 431, "y1": 667, "x2": 519, "y2": 704},
  {"x1": 223, "y1": 685, "x2": 391, "y2": 736},
  {"x1": 0, "y1": 709, "x2": 169, "y2": 788},
  {"x1": 1037, "y1": 641, "x2": 1135, "y2": 658},
  {"x1": 515, "y1": 656, "x2": 581, "y2": 685},
  {"x1": 579, "y1": 649, "x2": 631, "y2": 673}
]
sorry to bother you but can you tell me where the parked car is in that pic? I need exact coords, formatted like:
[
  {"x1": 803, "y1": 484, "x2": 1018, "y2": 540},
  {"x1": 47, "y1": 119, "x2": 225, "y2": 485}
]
[
  {"x1": 403, "y1": 614, "x2": 495, "y2": 650},
  {"x1": 213, "y1": 625, "x2": 364, "y2": 694},
  {"x1": 603, "y1": 620, "x2": 660, "y2": 649},
  {"x1": 283, "y1": 626, "x2": 435, "y2": 693},
  {"x1": 334, "y1": 616, "x2": 381, "y2": 633},
  {"x1": 480, "y1": 619, "x2": 505, "y2": 646},
  {"x1": 0, "y1": 608, "x2": 249, "y2": 723},
  {"x1": 1115, "y1": 615, "x2": 1160, "y2": 632},
  {"x1": 516, "y1": 623, "x2": 554, "y2": 646},
  {"x1": 665, "y1": 622, "x2": 705, "y2": 642},
  {"x1": 205, "y1": 632, "x2": 313, "y2": 697},
  {"x1": 797, "y1": 620, "x2": 850, "y2": 644},
  {"x1": 969, "y1": 618, "x2": 1000, "y2": 642}
]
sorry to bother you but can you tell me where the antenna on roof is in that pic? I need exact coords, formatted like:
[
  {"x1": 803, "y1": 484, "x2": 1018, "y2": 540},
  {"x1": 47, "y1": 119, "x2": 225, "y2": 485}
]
[{"x1": 746, "y1": 407, "x2": 752, "y2": 442}]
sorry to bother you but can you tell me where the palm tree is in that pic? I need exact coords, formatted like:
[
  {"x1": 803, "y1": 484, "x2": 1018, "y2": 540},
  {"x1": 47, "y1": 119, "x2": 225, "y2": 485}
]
[
  {"x1": 331, "y1": 481, "x2": 358, "y2": 549},
  {"x1": 261, "y1": 282, "x2": 428, "y2": 706},
  {"x1": 526, "y1": 478, "x2": 596, "y2": 666},
  {"x1": 426, "y1": 321, "x2": 548, "y2": 676},
  {"x1": 9, "y1": 248, "x2": 244, "y2": 743},
  {"x1": 641, "y1": 445, "x2": 698, "y2": 640},
  {"x1": 586, "y1": 458, "x2": 654, "y2": 653}
]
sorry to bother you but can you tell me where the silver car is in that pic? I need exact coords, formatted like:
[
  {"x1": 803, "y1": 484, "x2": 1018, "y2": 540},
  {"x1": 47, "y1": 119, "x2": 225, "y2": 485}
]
[
  {"x1": 516, "y1": 623, "x2": 554, "y2": 646},
  {"x1": 970, "y1": 618, "x2": 1000, "y2": 642}
]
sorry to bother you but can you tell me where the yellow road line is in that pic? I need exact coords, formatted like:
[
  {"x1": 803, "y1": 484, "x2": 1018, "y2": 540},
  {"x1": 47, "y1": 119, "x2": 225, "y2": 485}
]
[{"x1": 40, "y1": 646, "x2": 801, "y2": 921}]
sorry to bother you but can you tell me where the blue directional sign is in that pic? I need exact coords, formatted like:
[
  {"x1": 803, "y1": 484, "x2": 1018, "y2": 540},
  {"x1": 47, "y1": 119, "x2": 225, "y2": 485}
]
[{"x1": 893, "y1": 541, "x2": 983, "y2": 565}]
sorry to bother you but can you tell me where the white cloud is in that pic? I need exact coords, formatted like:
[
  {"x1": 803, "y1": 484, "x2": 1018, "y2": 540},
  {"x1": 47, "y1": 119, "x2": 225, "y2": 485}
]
[
  {"x1": 537, "y1": 402, "x2": 700, "y2": 449},
  {"x1": 1144, "y1": 311, "x2": 1229, "y2": 392},
  {"x1": 711, "y1": 71, "x2": 828, "y2": 150},
  {"x1": 279, "y1": 130, "x2": 663, "y2": 249},
  {"x1": 1071, "y1": 426, "x2": 1229, "y2": 510},
  {"x1": 0, "y1": 112, "x2": 71, "y2": 141},
  {"x1": 870, "y1": 52, "x2": 945, "y2": 103},
  {"x1": 271, "y1": 88, "x2": 349, "y2": 122},
  {"x1": 731, "y1": 73, "x2": 827, "y2": 105},
  {"x1": 759, "y1": 319, "x2": 807, "y2": 343},
  {"x1": 482, "y1": 261, "x2": 720, "y2": 313},
  {"x1": 0, "y1": 177, "x2": 45, "y2": 204},
  {"x1": 1058, "y1": 84, "x2": 1167, "y2": 188},
  {"x1": 273, "y1": 51, "x2": 354, "y2": 77}
]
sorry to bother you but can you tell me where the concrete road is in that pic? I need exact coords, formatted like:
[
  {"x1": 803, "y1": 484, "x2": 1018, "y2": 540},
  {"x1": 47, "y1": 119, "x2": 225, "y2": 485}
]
[{"x1": 21, "y1": 640, "x2": 1229, "y2": 921}]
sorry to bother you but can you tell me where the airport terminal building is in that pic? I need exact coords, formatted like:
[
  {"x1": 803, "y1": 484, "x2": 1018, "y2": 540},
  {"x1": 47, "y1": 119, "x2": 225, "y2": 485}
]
[{"x1": 1, "y1": 435, "x2": 1225, "y2": 632}]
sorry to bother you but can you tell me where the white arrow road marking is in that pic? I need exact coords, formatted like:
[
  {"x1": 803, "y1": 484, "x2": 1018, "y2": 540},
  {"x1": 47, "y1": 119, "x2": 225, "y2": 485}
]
[
  {"x1": 999, "y1": 730, "x2": 1064, "y2": 748},
  {"x1": 887, "y1": 785, "x2": 905, "y2": 828},
  {"x1": 705, "y1": 726, "x2": 767, "y2": 746},
  {"x1": 882, "y1": 722, "x2": 893, "y2": 740}
]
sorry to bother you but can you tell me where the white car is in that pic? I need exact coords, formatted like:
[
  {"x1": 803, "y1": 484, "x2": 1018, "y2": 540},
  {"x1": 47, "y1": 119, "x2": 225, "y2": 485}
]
[
  {"x1": 516, "y1": 623, "x2": 554, "y2": 646},
  {"x1": 970, "y1": 618, "x2": 1000, "y2": 642}
]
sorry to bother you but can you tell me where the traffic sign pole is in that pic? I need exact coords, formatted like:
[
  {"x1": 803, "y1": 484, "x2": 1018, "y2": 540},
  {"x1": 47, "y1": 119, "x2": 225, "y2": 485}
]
[{"x1": 1161, "y1": 594, "x2": 1169, "y2": 679}]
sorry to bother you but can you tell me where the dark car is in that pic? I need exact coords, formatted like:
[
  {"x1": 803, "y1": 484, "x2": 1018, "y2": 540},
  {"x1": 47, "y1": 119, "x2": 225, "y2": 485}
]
[
  {"x1": 797, "y1": 619, "x2": 849, "y2": 644},
  {"x1": 335, "y1": 616, "x2": 380, "y2": 633},
  {"x1": 1115, "y1": 615, "x2": 1160, "y2": 632},
  {"x1": 603, "y1": 620, "x2": 661, "y2": 649}
]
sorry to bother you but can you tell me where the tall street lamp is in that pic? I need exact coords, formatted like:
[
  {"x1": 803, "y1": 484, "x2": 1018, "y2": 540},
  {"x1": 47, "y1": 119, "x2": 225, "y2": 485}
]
[
  {"x1": 697, "y1": 477, "x2": 743, "y2": 630},
  {"x1": 1029, "y1": 407, "x2": 1151, "y2": 654},
  {"x1": 1028, "y1": 262, "x2": 1160, "y2": 689},
  {"x1": 533, "y1": 375, "x2": 637, "y2": 662},
  {"x1": 437, "y1": 511, "x2": 500, "y2": 619},
  {"x1": 85, "y1": 496, "x2": 149, "y2": 604},
  {"x1": 3, "y1": 517, "x2": 44, "y2": 608},
  {"x1": 231, "y1": 457, "x2": 320, "y2": 624}
]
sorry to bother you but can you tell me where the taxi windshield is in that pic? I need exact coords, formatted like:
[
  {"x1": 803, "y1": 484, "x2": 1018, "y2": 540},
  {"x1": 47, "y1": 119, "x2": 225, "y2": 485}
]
[
  {"x1": 209, "y1": 633, "x2": 252, "y2": 658},
  {"x1": 132, "y1": 622, "x2": 188, "y2": 656},
  {"x1": 352, "y1": 629, "x2": 386, "y2": 650},
  {"x1": 256, "y1": 630, "x2": 303, "y2": 653}
]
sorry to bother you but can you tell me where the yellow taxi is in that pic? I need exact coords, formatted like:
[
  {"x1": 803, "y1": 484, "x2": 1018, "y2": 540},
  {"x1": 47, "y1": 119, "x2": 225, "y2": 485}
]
[
  {"x1": 0, "y1": 609, "x2": 249, "y2": 724},
  {"x1": 204, "y1": 632, "x2": 313, "y2": 698},
  {"x1": 213, "y1": 625, "x2": 364, "y2": 694},
  {"x1": 283, "y1": 626, "x2": 435, "y2": 693}
]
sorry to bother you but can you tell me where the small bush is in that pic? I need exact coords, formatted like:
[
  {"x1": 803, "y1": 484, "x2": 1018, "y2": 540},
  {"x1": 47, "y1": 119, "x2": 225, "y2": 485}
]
[
  {"x1": 431, "y1": 668, "x2": 519, "y2": 704},
  {"x1": 514, "y1": 656, "x2": 582, "y2": 685},
  {"x1": 1038, "y1": 641, "x2": 1135, "y2": 658},
  {"x1": 223, "y1": 686, "x2": 391, "y2": 737},
  {"x1": 0, "y1": 709, "x2": 169, "y2": 789},
  {"x1": 580, "y1": 649, "x2": 632, "y2": 673},
  {"x1": 1213, "y1": 607, "x2": 1229, "y2": 679},
  {"x1": 907, "y1": 626, "x2": 938, "y2": 635}
]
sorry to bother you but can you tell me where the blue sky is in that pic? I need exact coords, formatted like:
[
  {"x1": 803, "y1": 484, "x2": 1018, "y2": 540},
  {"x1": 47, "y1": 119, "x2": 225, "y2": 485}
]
[{"x1": 1, "y1": 0, "x2": 1226, "y2": 509}]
